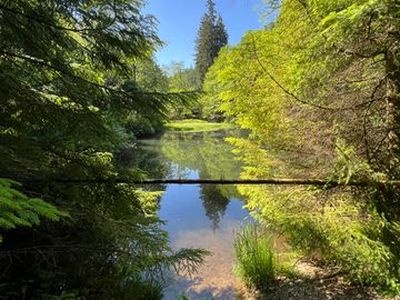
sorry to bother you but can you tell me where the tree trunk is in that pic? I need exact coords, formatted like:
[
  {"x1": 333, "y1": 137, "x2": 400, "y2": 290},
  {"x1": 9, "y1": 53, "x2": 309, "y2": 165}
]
[
  {"x1": 385, "y1": 47, "x2": 400, "y2": 178},
  {"x1": 378, "y1": 45, "x2": 400, "y2": 220}
]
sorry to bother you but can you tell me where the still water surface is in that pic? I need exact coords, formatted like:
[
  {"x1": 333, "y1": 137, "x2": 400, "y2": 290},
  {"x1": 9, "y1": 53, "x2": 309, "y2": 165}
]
[{"x1": 138, "y1": 130, "x2": 251, "y2": 299}]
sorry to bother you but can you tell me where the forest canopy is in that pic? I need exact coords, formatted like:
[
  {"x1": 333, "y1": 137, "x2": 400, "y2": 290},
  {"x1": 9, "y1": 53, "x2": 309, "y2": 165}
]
[
  {"x1": 2, "y1": 0, "x2": 400, "y2": 297},
  {"x1": 0, "y1": 0, "x2": 205, "y2": 298}
]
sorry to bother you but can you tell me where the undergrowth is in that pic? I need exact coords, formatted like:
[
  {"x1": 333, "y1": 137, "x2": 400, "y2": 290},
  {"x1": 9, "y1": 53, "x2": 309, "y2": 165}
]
[{"x1": 233, "y1": 223, "x2": 296, "y2": 290}]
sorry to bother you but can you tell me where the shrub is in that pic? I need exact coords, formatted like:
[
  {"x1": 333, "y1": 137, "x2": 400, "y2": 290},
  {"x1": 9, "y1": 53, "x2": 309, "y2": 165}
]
[{"x1": 240, "y1": 183, "x2": 400, "y2": 294}]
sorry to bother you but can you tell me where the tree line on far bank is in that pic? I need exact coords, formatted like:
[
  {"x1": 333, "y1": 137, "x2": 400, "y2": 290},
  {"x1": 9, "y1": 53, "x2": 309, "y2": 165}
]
[{"x1": 121, "y1": 0, "x2": 229, "y2": 130}]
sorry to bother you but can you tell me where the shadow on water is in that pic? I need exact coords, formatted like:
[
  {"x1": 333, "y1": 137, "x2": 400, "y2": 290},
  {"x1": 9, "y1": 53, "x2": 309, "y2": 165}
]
[{"x1": 135, "y1": 129, "x2": 252, "y2": 299}]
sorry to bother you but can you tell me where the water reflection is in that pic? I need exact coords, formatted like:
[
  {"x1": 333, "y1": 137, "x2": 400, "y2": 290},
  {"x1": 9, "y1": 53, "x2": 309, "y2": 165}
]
[
  {"x1": 200, "y1": 184, "x2": 230, "y2": 231},
  {"x1": 159, "y1": 183, "x2": 249, "y2": 243},
  {"x1": 158, "y1": 131, "x2": 243, "y2": 181},
  {"x1": 138, "y1": 130, "x2": 246, "y2": 229},
  {"x1": 136, "y1": 130, "x2": 251, "y2": 299}
]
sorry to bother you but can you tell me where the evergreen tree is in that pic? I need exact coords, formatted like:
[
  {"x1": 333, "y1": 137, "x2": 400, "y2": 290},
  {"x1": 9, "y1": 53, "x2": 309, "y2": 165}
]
[
  {"x1": 195, "y1": 0, "x2": 228, "y2": 83},
  {"x1": 214, "y1": 16, "x2": 228, "y2": 53},
  {"x1": 0, "y1": 0, "x2": 205, "y2": 297}
]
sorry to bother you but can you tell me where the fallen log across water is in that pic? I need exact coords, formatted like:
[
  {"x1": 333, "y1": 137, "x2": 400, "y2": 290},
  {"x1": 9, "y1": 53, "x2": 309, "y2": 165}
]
[{"x1": 9, "y1": 177, "x2": 400, "y2": 186}]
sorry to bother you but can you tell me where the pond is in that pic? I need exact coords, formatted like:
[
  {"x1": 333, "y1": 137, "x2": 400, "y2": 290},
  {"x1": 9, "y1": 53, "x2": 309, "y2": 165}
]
[{"x1": 137, "y1": 130, "x2": 252, "y2": 299}]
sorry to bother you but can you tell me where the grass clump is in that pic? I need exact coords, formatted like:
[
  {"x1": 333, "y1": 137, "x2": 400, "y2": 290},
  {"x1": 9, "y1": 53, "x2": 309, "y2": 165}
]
[
  {"x1": 165, "y1": 119, "x2": 233, "y2": 132},
  {"x1": 233, "y1": 223, "x2": 277, "y2": 290}
]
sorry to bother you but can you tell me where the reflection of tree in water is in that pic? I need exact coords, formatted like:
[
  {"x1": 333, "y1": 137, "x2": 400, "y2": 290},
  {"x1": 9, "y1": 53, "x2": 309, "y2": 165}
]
[
  {"x1": 159, "y1": 130, "x2": 244, "y2": 179},
  {"x1": 116, "y1": 142, "x2": 170, "y2": 191},
  {"x1": 135, "y1": 130, "x2": 246, "y2": 227},
  {"x1": 200, "y1": 184, "x2": 230, "y2": 231},
  {"x1": 157, "y1": 130, "x2": 246, "y2": 229},
  {"x1": 117, "y1": 142, "x2": 169, "y2": 179}
]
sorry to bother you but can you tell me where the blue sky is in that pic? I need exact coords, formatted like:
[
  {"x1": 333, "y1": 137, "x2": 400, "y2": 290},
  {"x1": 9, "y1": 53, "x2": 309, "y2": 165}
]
[{"x1": 143, "y1": 0, "x2": 266, "y2": 68}]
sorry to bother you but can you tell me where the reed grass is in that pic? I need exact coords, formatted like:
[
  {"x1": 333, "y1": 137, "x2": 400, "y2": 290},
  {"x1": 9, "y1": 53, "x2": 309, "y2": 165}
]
[{"x1": 233, "y1": 223, "x2": 276, "y2": 290}]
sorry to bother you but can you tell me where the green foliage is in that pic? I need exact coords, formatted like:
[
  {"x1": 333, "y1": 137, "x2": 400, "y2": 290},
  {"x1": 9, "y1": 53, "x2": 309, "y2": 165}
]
[
  {"x1": 166, "y1": 62, "x2": 201, "y2": 119},
  {"x1": 202, "y1": 31, "x2": 295, "y2": 149},
  {"x1": 0, "y1": 178, "x2": 67, "y2": 236},
  {"x1": 119, "y1": 58, "x2": 170, "y2": 137},
  {"x1": 135, "y1": 58, "x2": 169, "y2": 93},
  {"x1": 239, "y1": 184, "x2": 400, "y2": 293},
  {"x1": 195, "y1": 0, "x2": 228, "y2": 83},
  {"x1": 204, "y1": 0, "x2": 400, "y2": 294},
  {"x1": 165, "y1": 119, "x2": 233, "y2": 133},
  {"x1": 0, "y1": 0, "x2": 206, "y2": 298},
  {"x1": 124, "y1": 112, "x2": 165, "y2": 137},
  {"x1": 233, "y1": 223, "x2": 277, "y2": 290},
  {"x1": 168, "y1": 62, "x2": 200, "y2": 93}
]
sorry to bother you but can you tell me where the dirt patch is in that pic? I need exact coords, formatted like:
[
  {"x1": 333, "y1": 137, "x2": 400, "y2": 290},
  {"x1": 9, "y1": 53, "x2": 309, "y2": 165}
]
[{"x1": 241, "y1": 260, "x2": 397, "y2": 300}]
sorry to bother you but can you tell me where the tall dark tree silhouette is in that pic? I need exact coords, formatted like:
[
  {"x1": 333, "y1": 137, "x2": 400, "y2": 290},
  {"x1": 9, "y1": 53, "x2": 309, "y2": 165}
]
[
  {"x1": 195, "y1": 0, "x2": 228, "y2": 83},
  {"x1": 200, "y1": 183, "x2": 230, "y2": 231}
]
